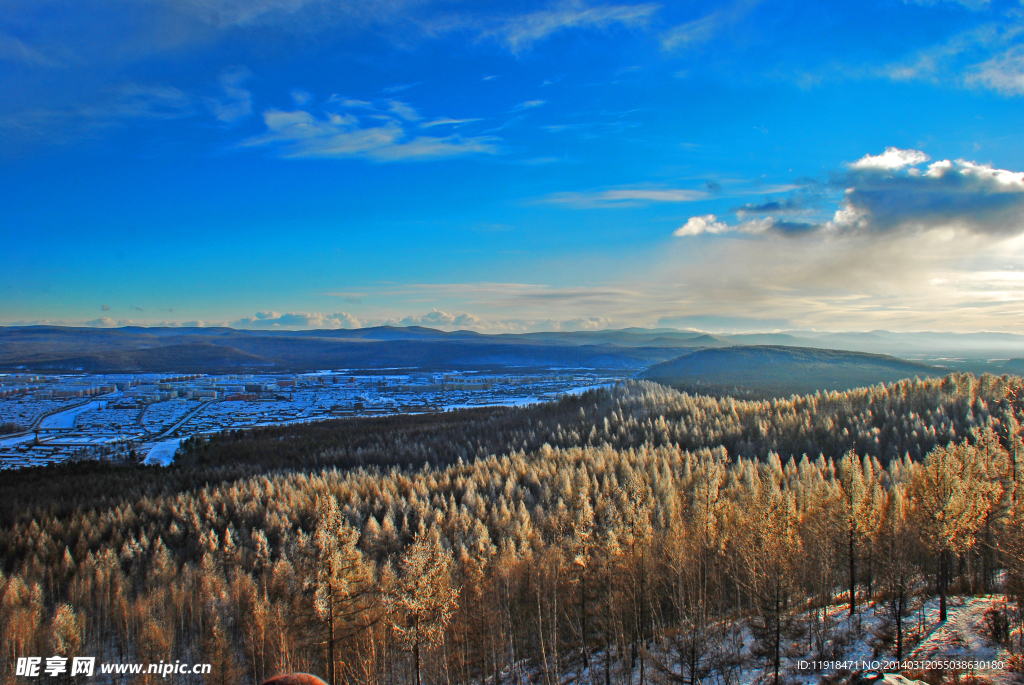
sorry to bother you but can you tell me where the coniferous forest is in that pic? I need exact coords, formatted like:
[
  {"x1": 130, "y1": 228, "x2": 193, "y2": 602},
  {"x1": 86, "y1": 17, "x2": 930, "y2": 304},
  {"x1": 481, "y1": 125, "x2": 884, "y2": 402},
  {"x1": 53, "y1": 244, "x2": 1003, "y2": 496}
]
[{"x1": 2, "y1": 373, "x2": 1024, "y2": 685}]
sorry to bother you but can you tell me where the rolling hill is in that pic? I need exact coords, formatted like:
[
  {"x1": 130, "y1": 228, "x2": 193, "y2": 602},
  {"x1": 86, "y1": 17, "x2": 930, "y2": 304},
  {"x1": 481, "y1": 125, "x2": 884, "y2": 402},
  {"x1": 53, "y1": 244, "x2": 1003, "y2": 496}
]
[
  {"x1": 1005, "y1": 358, "x2": 1024, "y2": 374},
  {"x1": 640, "y1": 345, "x2": 944, "y2": 396}
]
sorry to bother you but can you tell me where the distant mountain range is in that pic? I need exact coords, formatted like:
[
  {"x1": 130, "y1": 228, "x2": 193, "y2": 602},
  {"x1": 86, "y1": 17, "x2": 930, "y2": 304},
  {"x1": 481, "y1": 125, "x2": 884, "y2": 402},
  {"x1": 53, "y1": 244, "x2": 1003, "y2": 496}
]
[
  {"x1": 641, "y1": 345, "x2": 945, "y2": 397},
  {"x1": 0, "y1": 324, "x2": 1022, "y2": 377},
  {"x1": 0, "y1": 326, "x2": 686, "y2": 373}
]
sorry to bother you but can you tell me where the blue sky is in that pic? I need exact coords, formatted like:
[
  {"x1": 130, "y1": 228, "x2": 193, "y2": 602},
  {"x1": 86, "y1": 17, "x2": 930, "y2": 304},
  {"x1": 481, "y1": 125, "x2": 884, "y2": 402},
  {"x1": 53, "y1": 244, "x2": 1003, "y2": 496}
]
[{"x1": 3, "y1": 0, "x2": 1024, "y2": 333}]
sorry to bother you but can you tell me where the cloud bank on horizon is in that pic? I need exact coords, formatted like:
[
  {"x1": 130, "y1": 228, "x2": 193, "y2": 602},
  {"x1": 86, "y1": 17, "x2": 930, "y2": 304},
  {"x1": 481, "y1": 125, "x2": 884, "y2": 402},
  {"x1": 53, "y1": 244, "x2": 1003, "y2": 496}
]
[{"x1": 2, "y1": 0, "x2": 1024, "y2": 334}]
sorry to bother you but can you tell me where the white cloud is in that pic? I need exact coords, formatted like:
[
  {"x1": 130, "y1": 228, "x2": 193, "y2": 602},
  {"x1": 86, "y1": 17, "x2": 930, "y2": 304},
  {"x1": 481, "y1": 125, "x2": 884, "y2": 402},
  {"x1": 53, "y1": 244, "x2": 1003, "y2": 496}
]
[
  {"x1": 83, "y1": 317, "x2": 118, "y2": 327},
  {"x1": 559, "y1": 316, "x2": 612, "y2": 331},
  {"x1": 673, "y1": 215, "x2": 795, "y2": 237},
  {"x1": 241, "y1": 103, "x2": 499, "y2": 161},
  {"x1": 397, "y1": 309, "x2": 486, "y2": 328},
  {"x1": 838, "y1": 154, "x2": 1024, "y2": 236},
  {"x1": 848, "y1": 147, "x2": 930, "y2": 171},
  {"x1": 673, "y1": 214, "x2": 731, "y2": 236},
  {"x1": 386, "y1": 309, "x2": 615, "y2": 332},
  {"x1": 704, "y1": 149, "x2": 1024, "y2": 240},
  {"x1": 234, "y1": 311, "x2": 361, "y2": 329}
]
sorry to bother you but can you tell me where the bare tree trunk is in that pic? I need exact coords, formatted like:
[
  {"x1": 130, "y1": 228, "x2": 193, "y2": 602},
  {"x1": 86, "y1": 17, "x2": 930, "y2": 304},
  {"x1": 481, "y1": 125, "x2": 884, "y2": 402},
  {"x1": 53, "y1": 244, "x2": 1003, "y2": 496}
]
[
  {"x1": 638, "y1": 546, "x2": 645, "y2": 685},
  {"x1": 849, "y1": 527, "x2": 856, "y2": 617},
  {"x1": 939, "y1": 552, "x2": 947, "y2": 623},
  {"x1": 329, "y1": 592, "x2": 336, "y2": 685},
  {"x1": 537, "y1": 587, "x2": 551, "y2": 685},
  {"x1": 895, "y1": 583, "x2": 903, "y2": 662},
  {"x1": 772, "y1": 581, "x2": 781, "y2": 685},
  {"x1": 581, "y1": 574, "x2": 589, "y2": 672},
  {"x1": 414, "y1": 619, "x2": 421, "y2": 685}
]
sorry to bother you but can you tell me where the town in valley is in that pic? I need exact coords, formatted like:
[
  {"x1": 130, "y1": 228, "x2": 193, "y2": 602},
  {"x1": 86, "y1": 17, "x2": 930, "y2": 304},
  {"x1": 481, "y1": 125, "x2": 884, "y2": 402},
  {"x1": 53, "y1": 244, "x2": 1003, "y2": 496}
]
[{"x1": 0, "y1": 369, "x2": 623, "y2": 469}]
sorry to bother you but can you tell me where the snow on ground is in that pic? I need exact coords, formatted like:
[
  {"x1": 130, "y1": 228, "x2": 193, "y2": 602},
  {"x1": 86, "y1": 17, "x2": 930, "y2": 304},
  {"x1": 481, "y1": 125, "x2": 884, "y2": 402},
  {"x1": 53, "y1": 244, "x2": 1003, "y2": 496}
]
[
  {"x1": 487, "y1": 596, "x2": 1020, "y2": 685},
  {"x1": 912, "y1": 596, "x2": 1002, "y2": 662},
  {"x1": 0, "y1": 432, "x2": 37, "y2": 448},
  {"x1": 144, "y1": 437, "x2": 183, "y2": 466},
  {"x1": 38, "y1": 400, "x2": 106, "y2": 429}
]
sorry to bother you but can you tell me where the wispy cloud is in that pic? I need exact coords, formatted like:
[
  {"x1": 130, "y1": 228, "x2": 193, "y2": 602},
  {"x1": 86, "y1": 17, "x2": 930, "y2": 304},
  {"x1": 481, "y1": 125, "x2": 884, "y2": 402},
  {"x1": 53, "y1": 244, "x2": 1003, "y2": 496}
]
[
  {"x1": 241, "y1": 98, "x2": 499, "y2": 161},
  {"x1": 420, "y1": 117, "x2": 483, "y2": 128},
  {"x1": 906, "y1": 0, "x2": 991, "y2": 9},
  {"x1": 543, "y1": 186, "x2": 707, "y2": 207},
  {"x1": 82, "y1": 84, "x2": 196, "y2": 122},
  {"x1": 322, "y1": 282, "x2": 646, "y2": 326},
  {"x1": 174, "y1": 0, "x2": 428, "y2": 30},
  {"x1": 387, "y1": 100, "x2": 422, "y2": 121},
  {"x1": 381, "y1": 82, "x2": 424, "y2": 94},
  {"x1": 661, "y1": 14, "x2": 720, "y2": 52},
  {"x1": 207, "y1": 66, "x2": 253, "y2": 123},
  {"x1": 478, "y1": 2, "x2": 660, "y2": 55},
  {"x1": 661, "y1": 0, "x2": 760, "y2": 53},
  {"x1": 878, "y1": 19, "x2": 1024, "y2": 96},
  {"x1": 967, "y1": 45, "x2": 1024, "y2": 94},
  {"x1": 0, "y1": 82, "x2": 197, "y2": 142},
  {"x1": 0, "y1": 32, "x2": 63, "y2": 67},
  {"x1": 510, "y1": 99, "x2": 546, "y2": 112}
]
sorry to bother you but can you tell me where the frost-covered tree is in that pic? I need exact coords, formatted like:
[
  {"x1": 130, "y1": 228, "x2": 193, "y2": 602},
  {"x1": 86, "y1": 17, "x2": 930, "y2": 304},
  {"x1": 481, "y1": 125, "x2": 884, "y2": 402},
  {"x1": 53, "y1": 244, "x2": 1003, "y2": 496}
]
[{"x1": 385, "y1": 531, "x2": 459, "y2": 685}]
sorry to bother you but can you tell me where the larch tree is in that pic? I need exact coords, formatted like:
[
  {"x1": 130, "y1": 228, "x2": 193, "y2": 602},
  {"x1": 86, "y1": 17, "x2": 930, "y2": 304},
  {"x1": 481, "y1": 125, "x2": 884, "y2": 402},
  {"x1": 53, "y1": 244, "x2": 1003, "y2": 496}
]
[
  {"x1": 743, "y1": 459, "x2": 798, "y2": 685},
  {"x1": 910, "y1": 437, "x2": 999, "y2": 621},
  {"x1": 313, "y1": 494, "x2": 376, "y2": 685},
  {"x1": 877, "y1": 484, "x2": 921, "y2": 661},
  {"x1": 385, "y1": 530, "x2": 459, "y2": 685},
  {"x1": 837, "y1": 451, "x2": 882, "y2": 616}
]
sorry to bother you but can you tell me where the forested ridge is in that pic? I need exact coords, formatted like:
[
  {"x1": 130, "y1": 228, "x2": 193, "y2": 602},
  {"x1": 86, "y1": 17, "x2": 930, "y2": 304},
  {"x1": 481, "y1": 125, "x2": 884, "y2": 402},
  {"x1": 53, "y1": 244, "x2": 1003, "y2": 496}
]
[{"x1": 2, "y1": 374, "x2": 1024, "y2": 685}]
